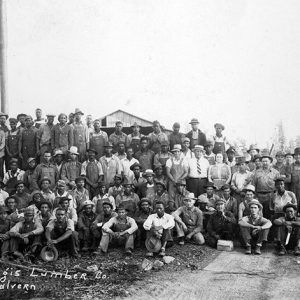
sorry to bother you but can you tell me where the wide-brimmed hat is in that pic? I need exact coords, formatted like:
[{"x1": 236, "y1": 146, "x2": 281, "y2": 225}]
[
  {"x1": 0, "y1": 112, "x2": 8, "y2": 119},
  {"x1": 248, "y1": 200, "x2": 263, "y2": 210},
  {"x1": 226, "y1": 147, "x2": 236, "y2": 154},
  {"x1": 30, "y1": 190, "x2": 44, "y2": 200},
  {"x1": 252, "y1": 154, "x2": 261, "y2": 162},
  {"x1": 130, "y1": 162, "x2": 142, "y2": 171},
  {"x1": 221, "y1": 184, "x2": 231, "y2": 191},
  {"x1": 214, "y1": 123, "x2": 225, "y2": 130},
  {"x1": 98, "y1": 181, "x2": 106, "y2": 188},
  {"x1": 40, "y1": 245, "x2": 58, "y2": 262},
  {"x1": 175, "y1": 179, "x2": 186, "y2": 186},
  {"x1": 283, "y1": 203, "x2": 297, "y2": 212},
  {"x1": 46, "y1": 113, "x2": 56, "y2": 117},
  {"x1": 139, "y1": 198, "x2": 152, "y2": 207},
  {"x1": 36, "y1": 200, "x2": 52, "y2": 211},
  {"x1": 17, "y1": 113, "x2": 27, "y2": 119},
  {"x1": 82, "y1": 200, "x2": 94, "y2": 209},
  {"x1": 145, "y1": 236, "x2": 162, "y2": 253},
  {"x1": 247, "y1": 144, "x2": 260, "y2": 153},
  {"x1": 205, "y1": 182, "x2": 216, "y2": 189},
  {"x1": 24, "y1": 207, "x2": 35, "y2": 215},
  {"x1": 183, "y1": 192, "x2": 196, "y2": 201},
  {"x1": 27, "y1": 157, "x2": 36, "y2": 163},
  {"x1": 102, "y1": 201, "x2": 113, "y2": 209},
  {"x1": 104, "y1": 142, "x2": 113, "y2": 148},
  {"x1": 183, "y1": 137, "x2": 190, "y2": 143},
  {"x1": 193, "y1": 145, "x2": 205, "y2": 152},
  {"x1": 205, "y1": 140, "x2": 214, "y2": 147},
  {"x1": 53, "y1": 149, "x2": 64, "y2": 157},
  {"x1": 39, "y1": 177, "x2": 51, "y2": 185},
  {"x1": 131, "y1": 122, "x2": 140, "y2": 128},
  {"x1": 235, "y1": 156, "x2": 246, "y2": 165},
  {"x1": 275, "y1": 151, "x2": 285, "y2": 157},
  {"x1": 154, "y1": 163, "x2": 163, "y2": 171},
  {"x1": 260, "y1": 149, "x2": 273, "y2": 162},
  {"x1": 8, "y1": 118, "x2": 18, "y2": 124},
  {"x1": 143, "y1": 169, "x2": 155, "y2": 177},
  {"x1": 215, "y1": 198, "x2": 226, "y2": 206},
  {"x1": 87, "y1": 148, "x2": 98, "y2": 155},
  {"x1": 57, "y1": 180, "x2": 66, "y2": 187},
  {"x1": 189, "y1": 118, "x2": 199, "y2": 124},
  {"x1": 171, "y1": 144, "x2": 182, "y2": 152},
  {"x1": 243, "y1": 184, "x2": 255, "y2": 193},
  {"x1": 274, "y1": 177, "x2": 286, "y2": 184},
  {"x1": 154, "y1": 179, "x2": 166, "y2": 189},
  {"x1": 160, "y1": 140, "x2": 169, "y2": 147},
  {"x1": 294, "y1": 148, "x2": 300, "y2": 156},
  {"x1": 75, "y1": 176, "x2": 86, "y2": 183},
  {"x1": 74, "y1": 108, "x2": 84, "y2": 115},
  {"x1": 15, "y1": 180, "x2": 25, "y2": 188},
  {"x1": 68, "y1": 146, "x2": 79, "y2": 155}
]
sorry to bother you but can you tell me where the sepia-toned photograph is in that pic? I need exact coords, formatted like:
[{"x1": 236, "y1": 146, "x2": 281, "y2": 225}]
[{"x1": 0, "y1": 1, "x2": 299, "y2": 299}]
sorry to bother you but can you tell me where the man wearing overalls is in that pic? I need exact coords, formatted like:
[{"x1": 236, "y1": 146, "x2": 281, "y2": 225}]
[
  {"x1": 8, "y1": 207, "x2": 43, "y2": 260},
  {"x1": 89, "y1": 119, "x2": 108, "y2": 160},
  {"x1": 212, "y1": 123, "x2": 230, "y2": 158},
  {"x1": 71, "y1": 109, "x2": 90, "y2": 163},
  {"x1": 99, "y1": 204, "x2": 138, "y2": 255},
  {"x1": 45, "y1": 207, "x2": 80, "y2": 258}
]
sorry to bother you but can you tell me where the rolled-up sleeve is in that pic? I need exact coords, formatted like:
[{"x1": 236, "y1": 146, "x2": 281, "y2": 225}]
[
  {"x1": 143, "y1": 215, "x2": 154, "y2": 231},
  {"x1": 126, "y1": 217, "x2": 138, "y2": 234},
  {"x1": 162, "y1": 215, "x2": 175, "y2": 230},
  {"x1": 32, "y1": 220, "x2": 44, "y2": 235}
]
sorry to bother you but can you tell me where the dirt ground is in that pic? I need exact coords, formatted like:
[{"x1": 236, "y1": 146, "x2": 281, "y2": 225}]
[
  {"x1": 0, "y1": 243, "x2": 217, "y2": 300},
  {"x1": 122, "y1": 246, "x2": 300, "y2": 300}
]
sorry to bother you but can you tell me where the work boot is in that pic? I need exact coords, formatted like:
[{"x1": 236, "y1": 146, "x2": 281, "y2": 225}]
[
  {"x1": 278, "y1": 244, "x2": 286, "y2": 256},
  {"x1": 125, "y1": 249, "x2": 132, "y2": 256},
  {"x1": 245, "y1": 245, "x2": 251, "y2": 255},
  {"x1": 254, "y1": 245, "x2": 261, "y2": 255},
  {"x1": 178, "y1": 237, "x2": 185, "y2": 246},
  {"x1": 159, "y1": 247, "x2": 166, "y2": 257},
  {"x1": 294, "y1": 246, "x2": 300, "y2": 256}
]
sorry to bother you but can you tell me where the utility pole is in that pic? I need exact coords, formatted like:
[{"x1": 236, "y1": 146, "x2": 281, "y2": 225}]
[{"x1": 0, "y1": 0, "x2": 8, "y2": 113}]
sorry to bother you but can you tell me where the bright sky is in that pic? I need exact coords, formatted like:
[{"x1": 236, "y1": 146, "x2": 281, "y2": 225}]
[{"x1": 5, "y1": 0, "x2": 300, "y2": 147}]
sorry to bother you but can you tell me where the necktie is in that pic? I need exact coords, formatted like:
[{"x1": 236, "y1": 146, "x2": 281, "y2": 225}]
[{"x1": 197, "y1": 158, "x2": 201, "y2": 175}]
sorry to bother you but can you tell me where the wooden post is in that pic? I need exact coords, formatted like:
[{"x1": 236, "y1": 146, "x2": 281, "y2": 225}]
[{"x1": 0, "y1": 0, "x2": 8, "y2": 113}]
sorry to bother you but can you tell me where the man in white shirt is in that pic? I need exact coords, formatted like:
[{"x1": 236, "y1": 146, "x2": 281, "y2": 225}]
[
  {"x1": 143, "y1": 201, "x2": 175, "y2": 257},
  {"x1": 186, "y1": 145, "x2": 210, "y2": 197}
]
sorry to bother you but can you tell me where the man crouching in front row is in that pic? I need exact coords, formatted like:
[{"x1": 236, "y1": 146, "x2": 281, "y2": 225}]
[
  {"x1": 97, "y1": 204, "x2": 138, "y2": 256},
  {"x1": 143, "y1": 201, "x2": 175, "y2": 257}
]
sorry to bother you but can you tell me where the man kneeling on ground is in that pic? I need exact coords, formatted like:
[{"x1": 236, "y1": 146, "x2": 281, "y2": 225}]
[
  {"x1": 239, "y1": 200, "x2": 272, "y2": 255},
  {"x1": 143, "y1": 201, "x2": 175, "y2": 257},
  {"x1": 206, "y1": 199, "x2": 236, "y2": 248},
  {"x1": 173, "y1": 193, "x2": 205, "y2": 246},
  {"x1": 7, "y1": 207, "x2": 43, "y2": 260},
  {"x1": 45, "y1": 207, "x2": 80, "y2": 258},
  {"x1": 98, "y1": 204, "x2": 138, "y2": 255},
  {"x1": 273, "y1": 203, "x2": 300, "y2": 256}
]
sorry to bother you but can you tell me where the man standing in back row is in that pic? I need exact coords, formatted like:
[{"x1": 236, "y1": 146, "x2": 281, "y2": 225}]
[{"x1": 186, "y1": 118, "x2": 207, "y2": 150}]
